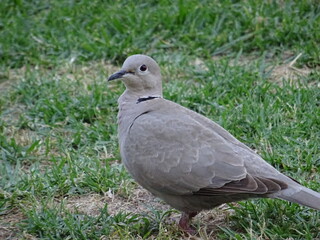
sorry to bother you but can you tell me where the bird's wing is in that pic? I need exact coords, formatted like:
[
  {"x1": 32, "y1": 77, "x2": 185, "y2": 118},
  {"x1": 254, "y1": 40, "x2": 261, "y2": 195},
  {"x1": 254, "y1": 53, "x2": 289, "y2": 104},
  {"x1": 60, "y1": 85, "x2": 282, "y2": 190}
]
[{"x1": 122, "y1": 99, "x2": 287, "y2": 196}]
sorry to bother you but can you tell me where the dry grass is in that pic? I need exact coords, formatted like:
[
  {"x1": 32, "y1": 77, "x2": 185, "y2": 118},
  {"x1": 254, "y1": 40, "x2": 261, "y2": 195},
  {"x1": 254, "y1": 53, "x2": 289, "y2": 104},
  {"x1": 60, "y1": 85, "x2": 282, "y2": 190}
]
[
  {"x1": 269, "y1": 53, "x2": 318, "y2": 86},
  {"x1": 62, "y1": 184, "x2": 232, "y2": 239},
  {"x1": 0, "y1": 66, "x2": 27, "y2": 96},
  {"x1": 0, "y1": 207, "x2": 25, "y2": 240},
  {"x1": 223, "y1": 51, "x2": 317, "y2": 87},
  {"x1": 64, "y1": 185, "x2": 170, "y2": 217}
]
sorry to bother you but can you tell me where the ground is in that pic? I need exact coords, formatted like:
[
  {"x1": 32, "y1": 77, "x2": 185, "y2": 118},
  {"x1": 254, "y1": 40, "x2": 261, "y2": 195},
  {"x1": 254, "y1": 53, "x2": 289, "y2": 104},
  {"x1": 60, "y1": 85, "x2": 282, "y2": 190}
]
[
  {"x1": 1, "y1": 1, "x2": 320, "y2": 238},
  {"x1": 1, "y1": 54, "x2": 319, "y2": 239}
]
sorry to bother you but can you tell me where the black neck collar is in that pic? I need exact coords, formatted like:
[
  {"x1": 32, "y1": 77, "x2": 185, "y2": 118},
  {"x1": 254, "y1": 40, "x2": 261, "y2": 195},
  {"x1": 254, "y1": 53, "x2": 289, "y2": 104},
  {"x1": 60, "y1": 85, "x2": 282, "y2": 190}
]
[{"x1": 136, "y1": 96, "x2": 160, "y2": 104}]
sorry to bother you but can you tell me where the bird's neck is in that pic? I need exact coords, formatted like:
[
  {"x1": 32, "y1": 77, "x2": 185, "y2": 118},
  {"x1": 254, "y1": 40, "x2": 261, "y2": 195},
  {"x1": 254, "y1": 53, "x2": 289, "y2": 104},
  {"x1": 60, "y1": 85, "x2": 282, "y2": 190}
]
[
  {"x1": 117, "y1": 89, "x2": 161, "y2": 124},
  {"x1": 117, "y1": 89, "x2": 162, "y2": 148},
  {"x1": 118, "y1": 89, "x2": 162, "y2": 106}
]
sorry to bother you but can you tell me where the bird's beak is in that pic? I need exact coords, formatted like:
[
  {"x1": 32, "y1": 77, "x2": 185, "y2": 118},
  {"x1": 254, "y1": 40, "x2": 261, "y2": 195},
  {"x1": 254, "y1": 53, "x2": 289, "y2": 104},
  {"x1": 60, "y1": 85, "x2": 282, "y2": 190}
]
[{"x1": 108, "y1": 70, "x2": 127, "y2": 81}]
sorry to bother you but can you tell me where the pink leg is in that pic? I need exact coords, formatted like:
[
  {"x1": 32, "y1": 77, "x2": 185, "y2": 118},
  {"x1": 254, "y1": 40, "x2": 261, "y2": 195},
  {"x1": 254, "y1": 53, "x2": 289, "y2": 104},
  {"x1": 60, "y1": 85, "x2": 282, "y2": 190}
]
[{"x1": 178, "y1": 212, "x2": 198, "y2": 234}]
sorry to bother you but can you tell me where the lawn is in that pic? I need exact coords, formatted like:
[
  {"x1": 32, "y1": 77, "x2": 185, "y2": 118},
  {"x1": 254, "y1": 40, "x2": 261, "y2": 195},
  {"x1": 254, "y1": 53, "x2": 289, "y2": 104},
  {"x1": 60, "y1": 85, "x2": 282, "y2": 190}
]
[{"x1": 0, "y1": 0, "x2": 319, "y2": 239}]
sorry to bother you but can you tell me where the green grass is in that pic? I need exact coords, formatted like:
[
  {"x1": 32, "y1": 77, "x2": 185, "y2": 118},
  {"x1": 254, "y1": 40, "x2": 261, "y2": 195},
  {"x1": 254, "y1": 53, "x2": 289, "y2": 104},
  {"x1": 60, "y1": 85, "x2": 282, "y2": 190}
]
[
  {"x1": 22, "y1": 204, "x2": 172, "y2": 239},
  {"x1": 1, "y1": 0, "x2": 319, "y2": 68},
  {"x1": 1, "y1": 0, "x2": 320, "y2": 239}
]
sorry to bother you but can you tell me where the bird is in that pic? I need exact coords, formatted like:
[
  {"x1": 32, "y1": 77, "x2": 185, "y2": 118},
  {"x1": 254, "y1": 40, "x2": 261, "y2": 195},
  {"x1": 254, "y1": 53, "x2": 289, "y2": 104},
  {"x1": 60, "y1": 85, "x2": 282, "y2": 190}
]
[{"x1": 108, "y1": 54, "x2": 320, "y2": 234}]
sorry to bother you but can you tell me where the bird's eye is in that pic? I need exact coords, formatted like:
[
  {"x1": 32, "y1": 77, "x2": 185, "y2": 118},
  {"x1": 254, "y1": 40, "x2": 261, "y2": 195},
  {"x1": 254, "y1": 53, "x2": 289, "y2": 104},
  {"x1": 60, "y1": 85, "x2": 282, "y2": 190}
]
[{"x1": 139, "y1": 64, "x2": 148, "y2": 72}]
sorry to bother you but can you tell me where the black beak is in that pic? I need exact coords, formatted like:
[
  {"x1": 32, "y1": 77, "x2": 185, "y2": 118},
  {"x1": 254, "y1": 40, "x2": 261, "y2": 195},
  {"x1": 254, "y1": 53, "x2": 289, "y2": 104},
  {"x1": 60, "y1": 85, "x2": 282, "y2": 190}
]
[{"x1": 108, "y1": 70, "x2": 127, "y2": 81}]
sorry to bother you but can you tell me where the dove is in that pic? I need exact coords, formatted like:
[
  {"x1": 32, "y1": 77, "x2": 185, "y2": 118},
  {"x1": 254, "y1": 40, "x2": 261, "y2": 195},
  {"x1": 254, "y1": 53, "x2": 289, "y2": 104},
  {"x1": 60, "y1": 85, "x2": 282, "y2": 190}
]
[{"x1": 108, "y1": 54, "x2": 320, "y2": 233}]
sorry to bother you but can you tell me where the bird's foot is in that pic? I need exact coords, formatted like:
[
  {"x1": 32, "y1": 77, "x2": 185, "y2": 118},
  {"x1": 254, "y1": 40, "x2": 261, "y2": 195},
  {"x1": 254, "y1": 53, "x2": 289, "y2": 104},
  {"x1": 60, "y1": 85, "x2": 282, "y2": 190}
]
[{"x1": 178, "y1": 212, "x2": 198, "y2": 235}]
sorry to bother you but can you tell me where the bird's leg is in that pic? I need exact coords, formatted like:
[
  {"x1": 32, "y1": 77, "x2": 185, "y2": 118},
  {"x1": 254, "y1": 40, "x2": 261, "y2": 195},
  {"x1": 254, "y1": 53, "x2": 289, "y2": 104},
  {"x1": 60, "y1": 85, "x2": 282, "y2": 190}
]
[{"x1": 178, "y1": 211, "x2": 198, "y2": 234}]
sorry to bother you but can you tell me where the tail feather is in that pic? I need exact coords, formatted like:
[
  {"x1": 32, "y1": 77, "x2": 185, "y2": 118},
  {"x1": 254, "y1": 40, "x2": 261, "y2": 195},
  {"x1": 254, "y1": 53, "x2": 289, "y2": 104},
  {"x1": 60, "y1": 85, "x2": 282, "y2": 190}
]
[{"x1": 276, "y1": 185, "x2": 320, "y2": 210}]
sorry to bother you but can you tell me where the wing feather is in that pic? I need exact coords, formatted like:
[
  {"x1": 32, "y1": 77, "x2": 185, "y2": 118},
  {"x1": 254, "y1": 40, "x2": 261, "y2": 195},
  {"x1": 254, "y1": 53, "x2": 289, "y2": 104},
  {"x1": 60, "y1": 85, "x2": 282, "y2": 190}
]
[{"x1": 122, "y1": 99, "x2": 286, "y2": 197}]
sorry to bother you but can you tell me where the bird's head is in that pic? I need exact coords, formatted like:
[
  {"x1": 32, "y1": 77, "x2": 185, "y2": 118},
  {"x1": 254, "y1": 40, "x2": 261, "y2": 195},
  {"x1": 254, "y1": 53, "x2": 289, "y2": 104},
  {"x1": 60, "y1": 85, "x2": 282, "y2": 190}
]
[{"x1": 108, "y1": 54, "x2": 162, "y2": 97}]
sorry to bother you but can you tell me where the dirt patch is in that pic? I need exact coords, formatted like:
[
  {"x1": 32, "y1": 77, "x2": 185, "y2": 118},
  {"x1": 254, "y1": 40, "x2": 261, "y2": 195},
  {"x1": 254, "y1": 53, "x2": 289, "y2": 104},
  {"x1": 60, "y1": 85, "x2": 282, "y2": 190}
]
[
  {"x1": 64, "y1": 185, "x2": 170, "y2": 217},
  {"x1": 0, "y1": 80, "x2": 13, "y2": 95},
  {"x1": 64, "y1": 185, "x2": 232, "y2": 239},
  {"x1": 54, "y1": 59, "x2": 119, "y2": 88},
  {"x1": 0, "y1": 66, "x2": 27, "y2": 94},
  {"x1": 211, "y1": 52, "x2": 318, "y2": 87},
  {"x1": 0, "y1": 207, "x2": 25, "y2": 240},
  {"x1": 110, "y1": 186, "x2": 232, "y2": 238},
  {"x1": 269, "y1": 53, "x2": 317, "y2": 86},
  {"x1": 1, "y1": 104, "x2": 26, "y2": 127},
  {"x1": 107, "y1": 185, "x2": 172, "y2": 215},
  {"x1": 4, "y1": 127, "x2": 38, "y2": 146},
  {"x1": 0, "y1": 60, "x2": 118, "y2": 96},
  {"x1": 196, "y1": 205, "x2": 232, "y2": 238},
  {"x1": 64, "y1": 193, "x2": 107, "y2": 216}
]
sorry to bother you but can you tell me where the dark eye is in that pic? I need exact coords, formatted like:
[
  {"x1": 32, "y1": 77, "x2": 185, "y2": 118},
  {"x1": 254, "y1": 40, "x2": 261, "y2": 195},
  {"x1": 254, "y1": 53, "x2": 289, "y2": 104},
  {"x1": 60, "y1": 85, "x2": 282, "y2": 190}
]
[{"x1": 139, "y1": 64, "x2": 147, "y2": 72}]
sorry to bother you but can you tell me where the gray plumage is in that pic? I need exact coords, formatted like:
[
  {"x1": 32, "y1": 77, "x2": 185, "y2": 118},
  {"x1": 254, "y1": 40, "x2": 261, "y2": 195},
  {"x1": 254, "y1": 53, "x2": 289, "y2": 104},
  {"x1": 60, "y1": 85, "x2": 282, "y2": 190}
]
[{"x1": 108, "y1": 54, "x2": 320, "y2": 233}]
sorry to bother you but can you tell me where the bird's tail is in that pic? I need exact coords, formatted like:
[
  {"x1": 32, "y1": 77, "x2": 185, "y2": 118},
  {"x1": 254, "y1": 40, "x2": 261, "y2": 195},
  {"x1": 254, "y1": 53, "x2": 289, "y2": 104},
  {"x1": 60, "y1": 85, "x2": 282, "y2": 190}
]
[{"x1": 276, "y1": 185, "x2": 320, "y2": 210}]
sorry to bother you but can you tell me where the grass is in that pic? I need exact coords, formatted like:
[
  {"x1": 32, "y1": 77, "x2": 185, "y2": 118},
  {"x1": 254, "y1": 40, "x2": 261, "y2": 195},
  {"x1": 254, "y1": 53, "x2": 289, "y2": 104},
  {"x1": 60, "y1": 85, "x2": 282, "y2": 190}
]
[
  {"x1": 0, "y1": 0, "x2": 319, "y2": 239},
  {"x1": 1, "y1": 0, "x2": 319, "y2": 68}
]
